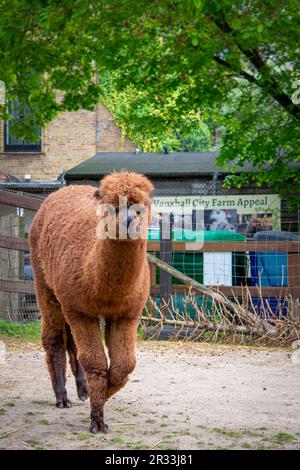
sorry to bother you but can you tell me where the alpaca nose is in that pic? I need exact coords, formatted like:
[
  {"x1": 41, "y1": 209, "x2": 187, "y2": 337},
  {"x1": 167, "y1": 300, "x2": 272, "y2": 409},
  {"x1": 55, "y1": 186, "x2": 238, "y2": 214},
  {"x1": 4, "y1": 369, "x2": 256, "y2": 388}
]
[
  {"x1": 126, "y1": 207, "x2": 135, "y2": 227},
  {"x1": 127, "y1": 214, "x2": 134, "y2": 226}
]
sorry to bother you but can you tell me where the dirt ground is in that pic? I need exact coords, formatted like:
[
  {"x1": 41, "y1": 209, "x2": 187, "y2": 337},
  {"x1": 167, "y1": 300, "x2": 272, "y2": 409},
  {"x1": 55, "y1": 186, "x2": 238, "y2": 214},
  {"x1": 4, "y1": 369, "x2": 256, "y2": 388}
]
[{"x1": 0, "y1": 339, "x2": 299, "y2": 450}]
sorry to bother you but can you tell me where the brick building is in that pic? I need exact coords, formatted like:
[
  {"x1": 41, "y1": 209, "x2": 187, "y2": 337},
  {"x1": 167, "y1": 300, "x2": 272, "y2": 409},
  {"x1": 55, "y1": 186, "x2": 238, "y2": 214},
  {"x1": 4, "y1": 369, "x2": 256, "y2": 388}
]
[{"x1": 0, "y1": 83, "x2": 135, "y2": 181}]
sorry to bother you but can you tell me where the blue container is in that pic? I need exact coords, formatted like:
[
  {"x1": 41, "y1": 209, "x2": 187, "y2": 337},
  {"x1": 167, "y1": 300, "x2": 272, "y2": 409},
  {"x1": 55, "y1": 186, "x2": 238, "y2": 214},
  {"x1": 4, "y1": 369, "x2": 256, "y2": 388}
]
[
  {"x1": 250, "y1": 231, "x2": 300, "y2": 317},
  {"x1": 250, "y1": 251, "x2": 287, "y2": 287},
  {"x1": 249, "y1": 231, "x2": 300, "y2": 287}
]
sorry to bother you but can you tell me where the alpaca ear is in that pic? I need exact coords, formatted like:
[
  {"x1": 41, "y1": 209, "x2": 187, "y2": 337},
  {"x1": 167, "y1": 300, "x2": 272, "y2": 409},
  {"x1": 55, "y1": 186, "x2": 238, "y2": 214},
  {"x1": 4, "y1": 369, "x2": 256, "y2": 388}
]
[{"x1": 135, "y1": 175, "x2": 154, "y2": 195}]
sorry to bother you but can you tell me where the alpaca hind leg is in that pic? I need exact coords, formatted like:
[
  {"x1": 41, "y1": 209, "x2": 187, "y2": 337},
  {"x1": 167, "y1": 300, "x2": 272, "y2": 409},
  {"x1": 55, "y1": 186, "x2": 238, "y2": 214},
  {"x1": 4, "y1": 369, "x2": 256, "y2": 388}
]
[
  {"x1": 66, "y1": 323, "x2": 89, "y2": 401},
  {"x1": 36, "y1": 283, "x2": 70, "y2": 408},
  {"x1": 105, "y1": 317, "x2": 138, "y2": 400},
  {"x1": 65, "y1": 312, "x2": 108, "y2": 433}
]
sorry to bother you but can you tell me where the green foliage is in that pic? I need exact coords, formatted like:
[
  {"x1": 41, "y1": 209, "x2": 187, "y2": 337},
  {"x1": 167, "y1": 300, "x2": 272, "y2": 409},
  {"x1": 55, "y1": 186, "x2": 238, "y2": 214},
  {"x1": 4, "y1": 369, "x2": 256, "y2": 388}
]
[
  {"x1": 0, "y1": 320, "x2": 40, "y2": 341},
  {"x1": 100, "y1": 72, "x2": 213, "y2": 152},
  {"x1": 0, "y1": 0, "x2": 102, "y2": 138},
  {"x1": 0, "y1": 1, "x2": 299, "y2": 197}
]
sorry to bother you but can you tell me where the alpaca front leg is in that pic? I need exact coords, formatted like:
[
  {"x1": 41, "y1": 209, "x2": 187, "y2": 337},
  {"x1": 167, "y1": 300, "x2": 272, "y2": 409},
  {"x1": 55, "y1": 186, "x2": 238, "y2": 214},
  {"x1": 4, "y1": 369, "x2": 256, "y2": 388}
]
[
  {"x1": 105, "y1": 317, "x2": 138, "y2": 400},
  {"x1": 65, "y1": 312, "x2": 108, "y2": 433}
]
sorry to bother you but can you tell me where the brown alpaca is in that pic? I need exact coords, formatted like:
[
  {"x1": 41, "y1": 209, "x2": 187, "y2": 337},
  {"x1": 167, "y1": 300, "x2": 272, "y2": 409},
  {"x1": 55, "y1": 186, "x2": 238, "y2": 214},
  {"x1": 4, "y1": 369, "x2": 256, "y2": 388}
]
[{"x1": 29, "y1": 171, "x2": 153, "y2": 433}]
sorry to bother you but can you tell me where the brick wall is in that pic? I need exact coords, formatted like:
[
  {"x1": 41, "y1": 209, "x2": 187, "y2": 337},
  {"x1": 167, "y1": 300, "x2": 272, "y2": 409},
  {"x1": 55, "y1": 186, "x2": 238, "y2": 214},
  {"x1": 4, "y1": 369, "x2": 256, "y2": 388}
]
[
  {"x1": 0, "y1": 86, "x2": 135, "y2": 180},
  {"x1": 96, "y1": 103, "x2": 135, "y2": 152}
]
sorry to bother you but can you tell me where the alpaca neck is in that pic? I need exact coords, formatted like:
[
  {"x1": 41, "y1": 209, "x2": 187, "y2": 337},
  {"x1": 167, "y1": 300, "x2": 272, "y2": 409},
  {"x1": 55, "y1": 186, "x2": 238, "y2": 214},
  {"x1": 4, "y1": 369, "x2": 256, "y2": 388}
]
[{"x1": 87, "y1": 237, "x2": 147, "y2": 291}]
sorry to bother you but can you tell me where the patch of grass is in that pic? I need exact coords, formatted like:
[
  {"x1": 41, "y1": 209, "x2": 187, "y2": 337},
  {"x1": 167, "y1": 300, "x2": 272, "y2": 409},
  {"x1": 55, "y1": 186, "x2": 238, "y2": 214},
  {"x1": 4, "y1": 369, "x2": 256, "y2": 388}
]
[
  {"x1": 115, "y1": 406, "x2": 125, "y2": 412},
  {"x1": 160, "y1": 423, "x2": 168, "y2": 428},
  {"x1": 31, "y1": 400, "x2": 52, "y2": 406},
  {"x1": 25, "y1": 411, "x2": 35, "y2": 416},
  {"x1": 38, "y1": 419, "x2": 50, "y2": 426},
  {"x1": 161, "y1": 414, "x2": 168, "y2": 419},
  {"x1": 4, "y1": 402, "x2": 15, "y2": 407},
  {"x1": 162, "y1": 438, "x2": 176, "y2": 445},
  {"x1": 213, "y1": 427, "x2": 243, "y2": 438},
  {"x1": 76, "y1": 433, "x2": 94, "y2": 441},
  {"x1": 274, "y1": 432, "x2": 295, "y2": 443},
  {"x1": 115, "y1": 427, "x2": 127, "y2": 434},
  {"x1": 125, "y1": 441, "x2": 150, "y2": 449},
  {"x1": 175, "y1": 430, "x2": 191, "y2": 436},
  {"x1": 242, "y1": 443, "x2": 252, "y2": 449},
  {"x1": 25, "y1": 438, "x2": 42, "y2": 449},
  {"x1": 0, "y1": 320, "x2": 41, "y2": 341},
  {"x1": 132, "y1": 412, "x2": 139, "y2": 417},
  {"x1": 112, "y1": 436, "x2": 125, "y2": 445},
  {"x1": 0, "y1": 408, "x2": 7, "y2": 415},
  {"x1": 146, "y1": 419, "x2": 156, "y2": 424},
  {"x1": 196, "y1": 424, "x2": 207, "y2": 430}
]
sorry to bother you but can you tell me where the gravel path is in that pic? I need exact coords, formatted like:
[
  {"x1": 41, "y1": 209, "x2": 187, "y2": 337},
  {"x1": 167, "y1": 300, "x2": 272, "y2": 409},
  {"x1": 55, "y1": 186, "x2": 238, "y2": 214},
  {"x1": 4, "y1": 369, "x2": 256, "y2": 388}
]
[{"x1": 0, "y1": 340, "x2": 299, "y2": 450}]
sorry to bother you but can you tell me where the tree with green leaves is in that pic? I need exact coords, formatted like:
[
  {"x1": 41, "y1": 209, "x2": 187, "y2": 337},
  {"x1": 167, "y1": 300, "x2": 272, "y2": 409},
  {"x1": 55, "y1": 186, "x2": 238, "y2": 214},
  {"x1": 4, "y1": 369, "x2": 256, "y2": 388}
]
[{"x1": 0, "y1": 0, "x2": 299, "y2": 198}]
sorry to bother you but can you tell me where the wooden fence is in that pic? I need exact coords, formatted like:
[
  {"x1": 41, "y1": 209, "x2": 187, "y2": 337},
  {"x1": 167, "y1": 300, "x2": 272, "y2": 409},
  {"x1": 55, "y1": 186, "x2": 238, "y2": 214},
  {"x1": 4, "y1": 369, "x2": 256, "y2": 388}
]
[
  {"x1": 148, "y1": 240, "x2": 300, "y2": 300},
  {"x1": 1, "y1": 188, "x2": 300, "y2": 320}
]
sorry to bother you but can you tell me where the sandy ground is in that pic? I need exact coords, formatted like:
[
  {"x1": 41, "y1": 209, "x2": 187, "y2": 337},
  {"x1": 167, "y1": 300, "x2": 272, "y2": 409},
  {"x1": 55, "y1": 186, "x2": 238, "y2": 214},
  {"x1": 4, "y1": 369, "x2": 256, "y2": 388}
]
[{"x1": 0, "y1": 340, "x2": 299, "y2": 450}]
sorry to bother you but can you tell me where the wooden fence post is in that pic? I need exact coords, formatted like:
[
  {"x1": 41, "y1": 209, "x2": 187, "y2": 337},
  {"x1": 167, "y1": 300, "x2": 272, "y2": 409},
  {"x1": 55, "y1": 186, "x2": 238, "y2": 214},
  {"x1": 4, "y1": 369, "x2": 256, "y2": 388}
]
[{"x1": 159, "y1": 213, "x2": 174, "y2": 311}]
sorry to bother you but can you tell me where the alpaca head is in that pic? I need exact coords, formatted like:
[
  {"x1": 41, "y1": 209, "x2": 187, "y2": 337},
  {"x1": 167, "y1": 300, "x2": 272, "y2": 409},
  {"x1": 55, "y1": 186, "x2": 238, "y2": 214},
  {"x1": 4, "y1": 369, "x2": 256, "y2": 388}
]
[{"x1": 96, "y1": 171, "x2": 153, "y2": 240}]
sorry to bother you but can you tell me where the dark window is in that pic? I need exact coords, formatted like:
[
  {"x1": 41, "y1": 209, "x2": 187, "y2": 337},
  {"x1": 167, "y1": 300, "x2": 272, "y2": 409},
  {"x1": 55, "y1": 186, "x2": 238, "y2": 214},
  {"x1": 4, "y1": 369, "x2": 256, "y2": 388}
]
[{"x1": 4, "y1": 100, "x2": 41, "y2": 152}]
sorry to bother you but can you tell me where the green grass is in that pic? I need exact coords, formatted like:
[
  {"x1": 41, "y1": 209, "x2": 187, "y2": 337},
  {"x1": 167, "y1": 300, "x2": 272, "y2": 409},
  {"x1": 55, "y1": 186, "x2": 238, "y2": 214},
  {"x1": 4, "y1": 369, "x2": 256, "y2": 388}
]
[
  {"x1": 24, "y1": 438, "x2": 44, "y2": 449},
  {"x1": 242, "y1": 443, "x2": 252, "y2": 449},
  {"x1": 38, "y1": 419, "x2": 50, "y2": 426},
  {"x1": 76, "y1": 433, "x2": 94, "y2": 441},
  {"x1": 213, "y1": 427, "x2": 243, "y2": 438},
  {"x1": 115, "y1": 406, "x2": 125, "y2": 412},
  {"x1": 274, "y1": 432, "x2": 295, "y2": 444},
  {"x1": 0, "y1": 320, "x2": 41, "y2": 341},
  {"x1": 112, "y1": 436, "x2": 125, "y2": 445},
  {"x1": 31, "y1": 400, "x2": 52, "y2": 406}
]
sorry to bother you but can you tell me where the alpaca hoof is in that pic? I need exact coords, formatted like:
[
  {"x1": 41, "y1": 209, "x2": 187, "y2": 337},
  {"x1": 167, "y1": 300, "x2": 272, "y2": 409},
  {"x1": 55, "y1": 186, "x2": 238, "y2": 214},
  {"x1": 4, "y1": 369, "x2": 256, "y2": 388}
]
[
  {"x1": 89, "y1": 421, "x2": 108, "y2": 434},
  {"x1": 56, "y1": 398, "x2": 72, "y2": 409},
  {"x1": 89, "y1": 410, "x2": 108, "y2": 434},
  {"x1": 79, "y1": 394, "x2": 89, "y2": 402},
  {"x1": 76, "y1": 380, "x2": 89, "y2": 401}
]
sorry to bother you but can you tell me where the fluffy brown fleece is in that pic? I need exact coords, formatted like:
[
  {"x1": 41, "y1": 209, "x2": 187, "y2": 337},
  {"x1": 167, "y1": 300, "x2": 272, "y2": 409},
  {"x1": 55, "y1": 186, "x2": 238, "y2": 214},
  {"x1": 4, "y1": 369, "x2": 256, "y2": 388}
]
[{"x1": 29, "y1": 171, "x2": 153, "y2": 433}]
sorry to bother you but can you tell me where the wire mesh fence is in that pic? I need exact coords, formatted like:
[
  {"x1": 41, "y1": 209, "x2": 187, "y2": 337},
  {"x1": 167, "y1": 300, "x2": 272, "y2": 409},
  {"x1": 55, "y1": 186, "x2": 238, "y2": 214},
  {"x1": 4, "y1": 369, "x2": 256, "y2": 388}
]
[
  {"x1": 0, "y1": 187, "x2": 300, "y2": 345},
  {"x1": 0, "y1": 190, "x2": 45, "y2": 327}
]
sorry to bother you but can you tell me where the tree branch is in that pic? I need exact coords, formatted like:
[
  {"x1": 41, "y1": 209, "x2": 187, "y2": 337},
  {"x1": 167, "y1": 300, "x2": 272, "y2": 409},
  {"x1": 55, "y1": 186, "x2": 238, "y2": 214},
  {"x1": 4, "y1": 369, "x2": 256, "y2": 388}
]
[
  {"x1": 214, "y1": 55, "x2": 257, "y2": 84},
  {"x1": 213, "y1": 17, "x2": 300, "y2": 119}
]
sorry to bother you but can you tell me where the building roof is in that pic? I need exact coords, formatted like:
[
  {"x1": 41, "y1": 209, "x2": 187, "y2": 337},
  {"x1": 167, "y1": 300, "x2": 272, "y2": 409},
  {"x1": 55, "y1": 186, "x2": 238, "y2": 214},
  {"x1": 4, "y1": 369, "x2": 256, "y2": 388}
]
[
  {"x1": 65, "y1": 151, "x2": 246, "y2": 180},
  {"x1": 64, "y1": 151, "x2": 300, "y2": 181},
  {"x1": 0, "y1": 179, "x2": 64, "y2": 193}
]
